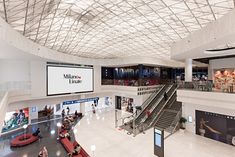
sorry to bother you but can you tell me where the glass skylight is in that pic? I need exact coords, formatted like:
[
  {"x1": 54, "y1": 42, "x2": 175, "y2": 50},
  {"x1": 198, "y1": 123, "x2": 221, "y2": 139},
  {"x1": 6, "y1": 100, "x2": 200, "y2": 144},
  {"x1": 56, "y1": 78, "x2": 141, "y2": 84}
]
[{"x1": 0, "y1": 0, "x2": 234, "y2": 59}]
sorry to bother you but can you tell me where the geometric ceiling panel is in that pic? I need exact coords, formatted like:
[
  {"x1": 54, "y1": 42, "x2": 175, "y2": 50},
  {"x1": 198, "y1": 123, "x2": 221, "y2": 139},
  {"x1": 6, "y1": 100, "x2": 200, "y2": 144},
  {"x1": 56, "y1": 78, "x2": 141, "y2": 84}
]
[{"x1": 0, "y1": 0, "x2": 234, "y2": 59}]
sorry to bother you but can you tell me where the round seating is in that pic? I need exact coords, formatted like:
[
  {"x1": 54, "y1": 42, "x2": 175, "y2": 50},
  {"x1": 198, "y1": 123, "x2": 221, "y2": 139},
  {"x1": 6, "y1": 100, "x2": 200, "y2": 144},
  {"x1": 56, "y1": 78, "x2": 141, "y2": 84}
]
[{"x1": 10, "y1": 133, "x2": 39, "y2": 147}]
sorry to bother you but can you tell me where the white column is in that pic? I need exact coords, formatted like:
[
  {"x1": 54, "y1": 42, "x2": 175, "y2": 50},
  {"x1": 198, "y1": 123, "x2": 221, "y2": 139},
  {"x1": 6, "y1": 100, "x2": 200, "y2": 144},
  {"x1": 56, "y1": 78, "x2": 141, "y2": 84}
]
[
  {"x1": 80, "y1": 95, "x2": 86, "y2": 115},
  {"x1": 208, "y1": 61, "x2": 213, "y2": 81},
  {"x1": 185, "y1": 59, "x2": 193, "y2": 82}
]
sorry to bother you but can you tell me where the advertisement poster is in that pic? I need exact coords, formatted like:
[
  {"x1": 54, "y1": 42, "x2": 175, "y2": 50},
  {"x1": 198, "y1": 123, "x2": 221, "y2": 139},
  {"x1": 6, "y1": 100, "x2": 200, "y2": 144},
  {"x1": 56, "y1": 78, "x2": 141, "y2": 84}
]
[
  {"x1": 2, "y1": 108, "x2": 29, "y2": 133},
  {"x1": 196, "y1": 110, "x2": 235, "y2": 146},
  {"x1": 47, "y1": 65, "x2": 93, "y2": 95}
]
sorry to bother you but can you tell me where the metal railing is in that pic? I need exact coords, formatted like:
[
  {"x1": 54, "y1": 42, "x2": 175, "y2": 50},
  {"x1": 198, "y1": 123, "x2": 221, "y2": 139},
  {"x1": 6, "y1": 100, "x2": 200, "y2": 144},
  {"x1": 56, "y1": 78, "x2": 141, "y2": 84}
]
[
  {"x1": 178, "y1": 80, "x2": 235, "y2": 93},
  {"x1": 164, "y1": 107, "x2": 182, "y2": 139}
]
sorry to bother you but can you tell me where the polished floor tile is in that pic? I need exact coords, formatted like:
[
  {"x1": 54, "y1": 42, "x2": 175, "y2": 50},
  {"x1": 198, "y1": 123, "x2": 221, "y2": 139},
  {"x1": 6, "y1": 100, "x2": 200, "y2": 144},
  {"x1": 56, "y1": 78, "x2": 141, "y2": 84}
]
[
  {"x1": 0, "y1": 118, "x2": 78, "y2": 157},
  {"x1": 74, "y1": 108, "x2": 235, "y2": 157}
]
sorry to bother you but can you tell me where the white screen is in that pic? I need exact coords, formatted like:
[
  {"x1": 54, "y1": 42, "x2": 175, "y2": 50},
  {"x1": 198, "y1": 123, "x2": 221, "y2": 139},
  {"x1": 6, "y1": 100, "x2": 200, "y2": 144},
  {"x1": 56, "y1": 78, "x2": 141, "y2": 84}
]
[{"x1": 47, "y1": 66, "x2": 93, "y2": 95}]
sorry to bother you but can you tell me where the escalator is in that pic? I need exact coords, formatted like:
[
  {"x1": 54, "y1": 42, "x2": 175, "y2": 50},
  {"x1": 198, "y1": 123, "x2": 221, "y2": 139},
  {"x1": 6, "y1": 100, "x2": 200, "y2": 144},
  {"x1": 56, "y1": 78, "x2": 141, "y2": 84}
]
[
  {"x1": 132, "y1": 84, "x2": 178, "y2": 135},
  {"x1": 120, "y1": 83, "x2": 178, "y2": 136},
  {"x1": 134, "y1": 84, "x2": 171, "y2": 126},
  {"x1": 139, "y1": 84, "x2": 177, "y2": 128}
]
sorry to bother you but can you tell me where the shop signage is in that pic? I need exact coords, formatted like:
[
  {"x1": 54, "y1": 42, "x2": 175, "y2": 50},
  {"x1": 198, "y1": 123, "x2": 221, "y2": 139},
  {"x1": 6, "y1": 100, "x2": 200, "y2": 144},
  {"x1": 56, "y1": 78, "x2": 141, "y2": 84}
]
[{"x1": 63, "y1": 97, "x2": 99, "y2": 105}]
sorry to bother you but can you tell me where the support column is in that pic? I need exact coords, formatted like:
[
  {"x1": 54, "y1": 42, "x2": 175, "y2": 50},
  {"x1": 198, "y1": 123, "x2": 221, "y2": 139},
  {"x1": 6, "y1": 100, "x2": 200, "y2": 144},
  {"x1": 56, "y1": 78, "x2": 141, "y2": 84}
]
[
  {"x1": 185, "y1": 59, "x2": 193, "y2": 82},
  {"x1": 80, "y1": 95, "x2": 86, "y2": 115},
  {"x1": 208, "y1": 61, "x2": 213, "y2": 81}
]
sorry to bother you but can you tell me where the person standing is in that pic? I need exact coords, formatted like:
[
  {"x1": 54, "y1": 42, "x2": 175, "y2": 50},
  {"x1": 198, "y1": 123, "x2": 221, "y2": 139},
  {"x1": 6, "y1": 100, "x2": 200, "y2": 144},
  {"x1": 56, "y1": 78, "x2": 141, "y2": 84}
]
[
  {"x1": 164, "y1": 92, "x2": 168, "y2": 101},
  {"x1": 66, "y1": 107, "x2": 70, "y2": 115},
  {"x1": 92, "y1": 104, "x2": 96, "y2": 114},
  {"x1": 38, "y1": 146, "x2": 48, "y2": 157},
  {"x1": 61, "y1": 109, "x2": 65, "y2": 118}
]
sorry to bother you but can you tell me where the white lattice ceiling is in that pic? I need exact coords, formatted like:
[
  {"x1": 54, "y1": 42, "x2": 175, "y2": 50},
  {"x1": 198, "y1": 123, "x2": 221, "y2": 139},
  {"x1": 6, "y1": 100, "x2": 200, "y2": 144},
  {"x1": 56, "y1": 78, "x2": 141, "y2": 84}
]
[{"x1": 0, "y1": 0, "x2": 234, "y2": 59}]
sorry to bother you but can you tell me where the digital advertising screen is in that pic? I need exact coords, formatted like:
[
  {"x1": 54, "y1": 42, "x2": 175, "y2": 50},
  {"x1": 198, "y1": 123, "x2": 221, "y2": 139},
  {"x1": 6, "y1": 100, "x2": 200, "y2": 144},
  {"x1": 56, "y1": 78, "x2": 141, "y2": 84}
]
[
  {"x1": 196, "y1": 110, "x2": 235, "y2": 146},
  {"x1": 154, "y1": 128, "x2": 162, "y2": 147},
  {"x1": 47, "y1": 65, "x2": 94, "y2": 96},
  {"x1": 2, "y1": 108, "x2": 29, "y2": 133}
]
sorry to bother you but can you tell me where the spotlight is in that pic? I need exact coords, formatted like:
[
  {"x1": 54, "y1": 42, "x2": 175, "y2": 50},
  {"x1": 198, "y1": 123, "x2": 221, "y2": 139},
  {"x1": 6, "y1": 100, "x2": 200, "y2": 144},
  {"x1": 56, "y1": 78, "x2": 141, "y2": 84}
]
[
  {"x1": 56, "y1": 122, "x2": 62, "y2": 127},
  {"x1": 50, "y1": 130, "x2": 55, "y2": 135}
]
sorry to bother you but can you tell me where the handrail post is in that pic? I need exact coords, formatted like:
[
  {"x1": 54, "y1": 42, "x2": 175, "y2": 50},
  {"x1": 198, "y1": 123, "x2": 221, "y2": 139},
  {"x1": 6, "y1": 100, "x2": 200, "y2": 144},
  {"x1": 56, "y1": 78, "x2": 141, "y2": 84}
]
[
  {"x1": 115, "y1": 109, "x2": 118, "y2": 128},
  {"x1": 133, "y1": 111, "x2": 136, "y2": 137}
]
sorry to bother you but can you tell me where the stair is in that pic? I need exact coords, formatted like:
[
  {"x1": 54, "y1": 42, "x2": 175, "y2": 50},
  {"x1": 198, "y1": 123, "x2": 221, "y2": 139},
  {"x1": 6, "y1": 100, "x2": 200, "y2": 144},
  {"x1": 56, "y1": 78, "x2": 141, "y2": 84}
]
[{"x1": 155, "y1": 110, "x2": 177, "y2": 129}]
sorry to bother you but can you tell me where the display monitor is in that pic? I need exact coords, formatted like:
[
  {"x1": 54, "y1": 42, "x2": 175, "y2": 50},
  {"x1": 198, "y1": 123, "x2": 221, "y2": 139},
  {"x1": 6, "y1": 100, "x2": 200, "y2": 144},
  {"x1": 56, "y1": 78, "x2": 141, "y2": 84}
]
[
  {"x1": 47, "y1": 65, "x2": 93, "y2": 96},
  {"x1": 154, "y1": 128, "x2": 162, "y2": 147}
]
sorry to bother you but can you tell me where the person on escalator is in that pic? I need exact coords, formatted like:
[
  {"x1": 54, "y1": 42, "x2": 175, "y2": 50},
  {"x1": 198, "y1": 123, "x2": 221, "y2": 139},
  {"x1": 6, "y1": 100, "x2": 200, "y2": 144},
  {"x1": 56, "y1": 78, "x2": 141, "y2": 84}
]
[
  {"x1": 164, "y1": 92, "x2": 168, "y2": 101},
  {"x1": 146, "y1": 110, "x2": 151, "y2": 117}
]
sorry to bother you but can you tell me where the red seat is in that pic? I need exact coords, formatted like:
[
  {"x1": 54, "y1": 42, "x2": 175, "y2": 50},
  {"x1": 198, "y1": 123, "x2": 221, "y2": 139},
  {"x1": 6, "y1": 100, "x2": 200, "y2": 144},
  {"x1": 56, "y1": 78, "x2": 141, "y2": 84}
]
[
  {"x1": 73, "y1": 141, "x2": 90, "y2": 157},
  {"x1": 10, "y1": 133, "x2": 39, "y2": 147},
  {"x1": 59, "y1": 133, "x2": 90, "y2": 157}
]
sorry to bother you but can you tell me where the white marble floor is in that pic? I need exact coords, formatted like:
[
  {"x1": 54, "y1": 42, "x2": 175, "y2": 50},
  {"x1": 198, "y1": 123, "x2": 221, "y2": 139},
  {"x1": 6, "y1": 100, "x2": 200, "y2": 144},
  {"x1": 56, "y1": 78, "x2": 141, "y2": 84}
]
[{"x1": 74, "y1": 108, "x2": 235, "y2": 157}]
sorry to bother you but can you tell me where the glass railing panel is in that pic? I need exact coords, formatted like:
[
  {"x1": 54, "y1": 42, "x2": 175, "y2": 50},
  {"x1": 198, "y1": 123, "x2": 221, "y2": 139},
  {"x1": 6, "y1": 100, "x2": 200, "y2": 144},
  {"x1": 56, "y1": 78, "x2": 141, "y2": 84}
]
[{"x1": 178, "y1": 80, "x2": 235, "y2": 93}]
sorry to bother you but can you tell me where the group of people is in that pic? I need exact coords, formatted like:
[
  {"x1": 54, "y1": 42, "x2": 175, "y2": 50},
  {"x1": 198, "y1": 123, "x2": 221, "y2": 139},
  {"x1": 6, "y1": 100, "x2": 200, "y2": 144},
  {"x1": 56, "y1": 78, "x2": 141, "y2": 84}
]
[
  {"x1": 35, "y1": 107, "x2": 82, "y2": 157},
  {"x1": 68, "y1": 143, "x2": 81, "y2": 157},
  {"x1": 59, "y1": 111, "x2": 82, "y2": 156},
  {"x1": 61, "y1": 107, "x2": 71, "y2": 117}
]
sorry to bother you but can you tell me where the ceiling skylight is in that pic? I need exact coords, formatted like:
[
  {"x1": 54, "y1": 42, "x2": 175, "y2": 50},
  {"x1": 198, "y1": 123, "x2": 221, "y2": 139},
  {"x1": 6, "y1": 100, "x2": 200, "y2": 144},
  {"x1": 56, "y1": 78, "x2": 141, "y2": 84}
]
[{"x1": 0, "y1": 0, "x2": 234, "y2": 59}]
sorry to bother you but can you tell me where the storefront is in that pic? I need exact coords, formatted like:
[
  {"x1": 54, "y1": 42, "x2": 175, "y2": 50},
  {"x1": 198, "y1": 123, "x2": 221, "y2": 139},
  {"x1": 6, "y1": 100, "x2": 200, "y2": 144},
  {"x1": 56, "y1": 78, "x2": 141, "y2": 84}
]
[
  {"x1": 115, "y1": 96, "x2": 134, "y2": 113},
  {"x1": 214, "y1": 69, "x2": 235, "y2": 92}
]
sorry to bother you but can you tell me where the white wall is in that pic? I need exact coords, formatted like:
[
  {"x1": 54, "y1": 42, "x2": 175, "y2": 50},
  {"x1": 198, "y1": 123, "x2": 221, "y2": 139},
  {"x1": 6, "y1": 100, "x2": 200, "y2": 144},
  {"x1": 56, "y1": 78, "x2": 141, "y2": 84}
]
[
  {"x1": 0, "y1": 60, "x2": 30, "y2": 84},
  {"x1": 209, "y1": 57, "x2": 235, "y2": 70},
  {"x1": 30, "y1": 61, "x2": 46, "y2": 97},
  {"x1": 171, "y1": 9, "x2": 235, "y2": 60}
]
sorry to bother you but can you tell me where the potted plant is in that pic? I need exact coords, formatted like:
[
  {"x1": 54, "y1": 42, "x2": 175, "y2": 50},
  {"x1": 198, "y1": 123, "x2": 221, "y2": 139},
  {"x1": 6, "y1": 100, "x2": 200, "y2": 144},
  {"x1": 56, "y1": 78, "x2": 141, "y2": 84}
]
[{"x1": 179, "y1": 117, "x2": 187, "y2": 133}]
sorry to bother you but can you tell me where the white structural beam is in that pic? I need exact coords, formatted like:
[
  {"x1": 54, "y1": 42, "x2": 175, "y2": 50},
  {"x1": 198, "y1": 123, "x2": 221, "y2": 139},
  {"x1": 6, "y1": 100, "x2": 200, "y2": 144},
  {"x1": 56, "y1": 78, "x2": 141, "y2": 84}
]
[{"x1": 171, "y1": 9, "x2": 235, "y2": 61}]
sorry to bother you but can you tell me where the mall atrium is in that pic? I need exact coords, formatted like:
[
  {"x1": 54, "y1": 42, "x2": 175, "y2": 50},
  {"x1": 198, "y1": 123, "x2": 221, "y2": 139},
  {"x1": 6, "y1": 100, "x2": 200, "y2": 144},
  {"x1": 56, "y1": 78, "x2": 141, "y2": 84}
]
[{"x1": 0, "y1": 0, "x2": 235, "y2": 157}]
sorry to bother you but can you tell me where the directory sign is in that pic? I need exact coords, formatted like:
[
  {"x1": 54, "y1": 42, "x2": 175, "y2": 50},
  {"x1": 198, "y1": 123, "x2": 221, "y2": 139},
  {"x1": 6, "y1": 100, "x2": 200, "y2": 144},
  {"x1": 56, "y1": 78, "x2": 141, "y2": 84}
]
[{"x1": 154, "y1": 127, "x2": 164, "y2": 157}]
